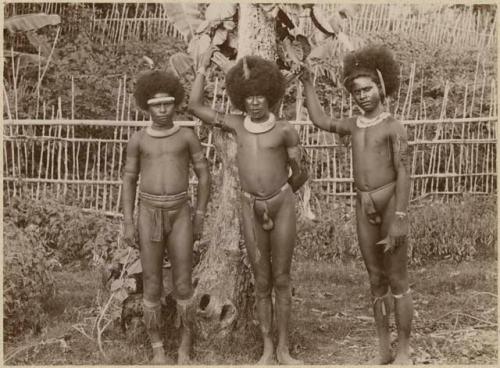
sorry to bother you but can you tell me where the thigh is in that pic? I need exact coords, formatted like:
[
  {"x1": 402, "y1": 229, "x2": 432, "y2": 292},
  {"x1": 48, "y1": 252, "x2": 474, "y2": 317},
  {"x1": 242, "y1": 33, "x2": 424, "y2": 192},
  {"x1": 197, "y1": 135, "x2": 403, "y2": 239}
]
[
  {"x1": 356, "y1": 199, "x2": 386, "y2": 276},
  {"x1": 138, "y1": 204, "x2": 165, "y2": 283},
  {"x1": 241, "y1": 196, "x2": 272, "y2": 277},
  {"x1": 166, "y1": 204, "x2": 194, "y2": 282},
  {"x1": 269, "y1": 192, "x2": 296, "y2": 277},
  {"x1": 380, "y1": 196, "x2": 409, "y2": 288}
]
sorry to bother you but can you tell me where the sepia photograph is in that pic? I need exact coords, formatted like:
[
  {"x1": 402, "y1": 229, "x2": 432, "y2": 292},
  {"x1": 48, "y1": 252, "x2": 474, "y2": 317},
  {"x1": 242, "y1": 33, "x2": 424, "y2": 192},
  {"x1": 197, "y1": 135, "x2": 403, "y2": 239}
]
[{"x1": 2, "y1": 1, "x2": 497, "y2": 365}]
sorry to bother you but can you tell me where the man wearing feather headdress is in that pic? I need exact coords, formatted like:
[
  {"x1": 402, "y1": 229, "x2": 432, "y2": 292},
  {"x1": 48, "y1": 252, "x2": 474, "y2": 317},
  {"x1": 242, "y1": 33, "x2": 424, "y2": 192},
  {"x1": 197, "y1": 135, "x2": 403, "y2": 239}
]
[
  {"x1": 301, "y1": 45, "x2": 413, "y2": 364},
  {"x1": 122, "y1": 70, "x2": 211, "y2": 364},
  {"x1": 189, "y1": 47, "x2": 308, "y2": 365}
]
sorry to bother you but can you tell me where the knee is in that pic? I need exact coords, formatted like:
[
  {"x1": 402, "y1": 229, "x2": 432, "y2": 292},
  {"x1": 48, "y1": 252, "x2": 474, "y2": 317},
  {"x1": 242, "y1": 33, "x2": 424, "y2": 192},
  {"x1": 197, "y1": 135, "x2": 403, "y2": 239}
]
[
  {"x1": 273, "y1": 273, "x2": 291, "y2": 296},
  {"x1": 142, "y1": 274, "x2": 162, "y2": 300},
  {"x1": 174, "y1": 276, "x2": 193, "y2": 300},
  {"x1": 367, "y1": 269, "x2": 389, "y2": 294},
  {"x1": 388, "y1": 272, "x2": 409, "y2": 295},
  {"x1": 255, "y1": 274, "x2": 272, "y2": 299}
]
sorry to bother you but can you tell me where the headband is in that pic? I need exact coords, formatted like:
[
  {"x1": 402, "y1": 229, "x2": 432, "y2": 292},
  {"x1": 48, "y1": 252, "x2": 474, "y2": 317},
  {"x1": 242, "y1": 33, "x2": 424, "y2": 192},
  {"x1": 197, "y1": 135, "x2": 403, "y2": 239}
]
[{"x1": 147, "y1": 96, "x2": 175, "y2": 105}]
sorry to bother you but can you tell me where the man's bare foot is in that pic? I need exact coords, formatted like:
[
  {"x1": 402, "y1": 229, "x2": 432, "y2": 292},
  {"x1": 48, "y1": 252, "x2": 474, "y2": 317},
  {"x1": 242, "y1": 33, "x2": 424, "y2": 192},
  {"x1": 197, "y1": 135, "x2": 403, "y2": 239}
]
[
  {"x1": 177, "y1": 327, "x2": 192, "y2": 365},
  {"x1": 367, "y1": 352, "x2": 393, "y2": 365},
  {"x1": 276, "y1": 347, "x2": 303, "y2": 365},
  {"x1": 256, "y1": 338, "x2": 274, "y2": 365},
  {"x1": 151, "y1": 346, "x2": 172, "y2": 364},
  {"x1": 177, "y1": 349, "x2": 190, "y2": 365},
  {"x1": 392, "y1": 353, "x2": 413, "y2": 365}
]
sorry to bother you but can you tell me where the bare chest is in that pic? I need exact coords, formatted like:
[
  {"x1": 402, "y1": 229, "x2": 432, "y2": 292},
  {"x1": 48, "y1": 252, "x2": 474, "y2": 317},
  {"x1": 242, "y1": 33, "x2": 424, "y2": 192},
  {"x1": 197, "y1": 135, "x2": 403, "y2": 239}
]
[
  {"x1": 139, "y1": 135, "x2": 188, "y2": 160},
  {"x1": 236, "y1": 128, "x2": 285, "y2": 156},
  {"x1": 351, "y1": 125, "x2": 392, "y2": 158}
]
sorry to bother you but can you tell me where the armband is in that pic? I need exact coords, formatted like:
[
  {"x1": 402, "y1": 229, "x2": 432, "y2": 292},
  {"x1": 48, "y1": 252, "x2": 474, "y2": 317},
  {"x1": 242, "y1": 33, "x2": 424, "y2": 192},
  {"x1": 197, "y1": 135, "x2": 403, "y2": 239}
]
[
  {"x1": 192, "y1": 151, "x2": 208, "y2": 169},
  {"x1": 395, "y1": 211, "x2": 407, "y2": 219}
]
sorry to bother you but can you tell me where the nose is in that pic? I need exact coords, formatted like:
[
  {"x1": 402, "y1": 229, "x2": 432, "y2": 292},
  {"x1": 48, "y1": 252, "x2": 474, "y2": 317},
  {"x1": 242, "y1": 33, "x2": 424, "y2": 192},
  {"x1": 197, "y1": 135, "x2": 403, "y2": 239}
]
[{"x1": 159, "y1": 104, "x2": 167, "y2": 113}]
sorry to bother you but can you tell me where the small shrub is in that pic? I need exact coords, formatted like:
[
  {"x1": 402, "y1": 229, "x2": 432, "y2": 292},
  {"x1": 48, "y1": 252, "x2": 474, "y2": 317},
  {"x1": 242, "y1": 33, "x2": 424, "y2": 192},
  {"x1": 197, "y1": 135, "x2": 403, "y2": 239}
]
[
  {"x1": 296, "y1": 195, "x2": 496, "y2": 264},
  {"x1": 4, "y1": 196, "x2": 121, "y2": 265},
  {"x1": 3, "y1": 221, "x2": 56, "y2": 339}
]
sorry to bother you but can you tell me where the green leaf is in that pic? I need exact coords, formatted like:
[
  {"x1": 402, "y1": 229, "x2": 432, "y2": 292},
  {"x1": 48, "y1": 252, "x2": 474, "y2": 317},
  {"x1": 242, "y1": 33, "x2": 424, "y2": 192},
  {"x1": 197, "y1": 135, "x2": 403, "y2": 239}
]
[
  {"x1": 187, "y1": 34, "x2": 211, "y2": 70},
  {"x1": 223, "y1": 20, "x2": 236, "y2": 30},
  {"x1": 162, "y1": 3, "x2": 203, "y2": 42},
  {"x1": 110, "y1": 278, "x2": 123, "y2": 292},
  {"x1": 4, "y1": 13, "x2": 60, "y2": 33},
  {"x1": 126, "y1": 257, "x2": 142, "y2": 275},
  {"x1": 195, "y1": 19, "x2": 211, "y2": 34},
  {"x1": 212, "y1": 28, "x2": 228, "y2": 46},
  {"x1": 205, "y1": 3, "x2": 237, "y2": 22},
  {"x1": 169, "y1": 52, "x2": 194, "y2": 78}
]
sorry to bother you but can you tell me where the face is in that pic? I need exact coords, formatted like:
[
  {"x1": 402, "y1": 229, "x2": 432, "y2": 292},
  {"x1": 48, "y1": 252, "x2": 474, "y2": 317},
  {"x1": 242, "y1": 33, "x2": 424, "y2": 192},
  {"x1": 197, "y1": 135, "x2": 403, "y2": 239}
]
[
  {"x1": 351, "y1": 77, "x2": 382, "y2": 113},
  {"x1": 148, "y1": 92, "x2": 176, "y2": 126},
  {"x1": 244, "y1": 95, "x2": 270, "y2": 122}
]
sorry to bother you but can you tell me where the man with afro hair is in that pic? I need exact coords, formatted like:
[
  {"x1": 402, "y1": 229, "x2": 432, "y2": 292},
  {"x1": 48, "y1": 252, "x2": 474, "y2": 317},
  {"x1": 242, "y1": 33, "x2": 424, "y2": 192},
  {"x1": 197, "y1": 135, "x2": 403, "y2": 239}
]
[
  {"x1": 189, "y1": 47, "x2": 308, "y2": 365},
  {"x1": 300, "y1": 45, "x2": 413, "y2": 364},
  {"x1": 123, "y1": 69, "x2": 211, "y2": 364}
]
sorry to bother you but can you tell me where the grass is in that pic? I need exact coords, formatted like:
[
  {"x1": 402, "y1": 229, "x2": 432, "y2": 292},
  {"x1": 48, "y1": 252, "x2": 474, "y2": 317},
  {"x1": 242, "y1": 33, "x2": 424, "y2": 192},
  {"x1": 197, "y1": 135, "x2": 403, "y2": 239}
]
[{"x1": 4, "y1": 258, "x2": 497, "y2": 365}]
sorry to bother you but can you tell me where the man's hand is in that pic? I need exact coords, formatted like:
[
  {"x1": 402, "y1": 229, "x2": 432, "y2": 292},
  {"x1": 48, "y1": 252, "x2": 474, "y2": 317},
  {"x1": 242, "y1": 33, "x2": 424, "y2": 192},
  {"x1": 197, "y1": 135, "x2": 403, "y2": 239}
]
[
  {"x1": 123, "y1": 221, "x2": 137, "y2": 248},
  {"x1": 377, "y1": 215, "x2": 408, "y2": 253},
  {"x1": 193, "y1": 212, "x2": 204, "y2": 241},
  {"x1": 299, "y1": 65, "x2": 313, "y2": 84}
]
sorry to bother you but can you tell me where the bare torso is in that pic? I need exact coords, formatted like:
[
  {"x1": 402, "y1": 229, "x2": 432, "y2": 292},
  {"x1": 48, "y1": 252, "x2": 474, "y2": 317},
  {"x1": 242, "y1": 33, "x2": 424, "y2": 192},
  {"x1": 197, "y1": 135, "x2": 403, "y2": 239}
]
[
  {"x1": 229, "y1": 117, "x2": 291, "y2": 197},
  {"x1": 136, "y1": 128, "x2": 191, "y2": 195},
  {"x1": 348, "y1": 116, "x2": 398, "y2": 191}
]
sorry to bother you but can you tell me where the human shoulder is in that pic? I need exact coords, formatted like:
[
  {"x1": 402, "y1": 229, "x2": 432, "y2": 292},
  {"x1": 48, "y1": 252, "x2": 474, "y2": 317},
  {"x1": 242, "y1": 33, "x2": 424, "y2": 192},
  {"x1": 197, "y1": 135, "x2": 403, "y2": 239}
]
[
  {"x1": 179, "y1": 126, "x2": 197, "y2": 138},
  {"x1": 128, "y1": 129, "x2": 145, "y2": 145},
  {"x1": 275, "y1": 119, "x2": 300, "y2": 145},
  {"x1": 385, "y1": 115, "x2": 407, "y2": 136}
]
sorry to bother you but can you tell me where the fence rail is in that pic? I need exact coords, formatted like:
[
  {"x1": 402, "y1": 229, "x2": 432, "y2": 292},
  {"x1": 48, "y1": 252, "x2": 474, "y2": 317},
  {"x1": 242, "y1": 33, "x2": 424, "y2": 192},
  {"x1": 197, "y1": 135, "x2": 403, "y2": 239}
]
[{"x1": 3, "y1": 116, "x2": 497, "y2": 216}]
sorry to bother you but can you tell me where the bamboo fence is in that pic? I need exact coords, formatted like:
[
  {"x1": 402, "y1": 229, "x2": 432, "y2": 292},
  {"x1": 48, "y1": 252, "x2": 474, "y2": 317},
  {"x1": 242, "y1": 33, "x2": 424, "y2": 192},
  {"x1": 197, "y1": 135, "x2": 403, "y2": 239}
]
[
  {"x1": 3, "y1": 70, "x2": 497, "y2": 216},
  {"x1": 4, "y1": 3, "x2": 496, "y2": 49}
]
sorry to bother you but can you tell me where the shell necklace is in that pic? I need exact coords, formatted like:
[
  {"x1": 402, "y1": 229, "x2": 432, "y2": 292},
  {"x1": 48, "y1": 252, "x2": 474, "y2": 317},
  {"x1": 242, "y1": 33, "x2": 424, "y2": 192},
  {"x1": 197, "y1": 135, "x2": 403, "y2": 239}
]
[
  {"x1": 244, "y1": 113, "x2": 276, "y2": 134},
  {"x1": 146, "y1": 124, "x2": 180, "y2": 138},
  {"x1": 356, "y1": 111, "x2": 391, "y2": 129}
]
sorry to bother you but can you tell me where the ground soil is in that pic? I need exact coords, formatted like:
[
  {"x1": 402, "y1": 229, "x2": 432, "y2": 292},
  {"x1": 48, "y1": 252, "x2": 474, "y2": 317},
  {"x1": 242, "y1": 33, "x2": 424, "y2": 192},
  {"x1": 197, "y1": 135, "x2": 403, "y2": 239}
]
[{"x1": 3, "y1": 258, "x2": 497, "y2": 365}]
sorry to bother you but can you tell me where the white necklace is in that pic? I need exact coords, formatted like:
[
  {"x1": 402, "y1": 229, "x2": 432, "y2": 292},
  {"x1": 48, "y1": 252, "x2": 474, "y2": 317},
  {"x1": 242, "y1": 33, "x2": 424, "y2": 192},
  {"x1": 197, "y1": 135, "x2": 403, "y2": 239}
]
[
  {"x1": 356, "y1": 111, "x2": 391, "y2": 129},
  {"x1": 146, "y1": 124, "x2": 180, "y2": 138},
  {"x1": 244, "y1": 113, "x2": 276, "y2": 134}
]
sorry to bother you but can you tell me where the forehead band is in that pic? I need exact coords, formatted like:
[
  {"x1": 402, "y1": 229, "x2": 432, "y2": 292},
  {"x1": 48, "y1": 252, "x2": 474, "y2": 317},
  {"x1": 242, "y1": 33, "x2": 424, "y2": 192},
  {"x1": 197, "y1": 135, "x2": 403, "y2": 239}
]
[{"x1": 147, "y1": 96, "x2": 175, "y2": 105}]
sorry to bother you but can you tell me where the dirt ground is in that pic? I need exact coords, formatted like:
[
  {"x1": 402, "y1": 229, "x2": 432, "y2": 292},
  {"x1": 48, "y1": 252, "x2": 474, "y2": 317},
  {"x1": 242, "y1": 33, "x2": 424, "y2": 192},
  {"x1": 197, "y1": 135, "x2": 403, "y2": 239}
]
[{"x1": 4, "y1": 258, "x2": 497, "y2": 365}]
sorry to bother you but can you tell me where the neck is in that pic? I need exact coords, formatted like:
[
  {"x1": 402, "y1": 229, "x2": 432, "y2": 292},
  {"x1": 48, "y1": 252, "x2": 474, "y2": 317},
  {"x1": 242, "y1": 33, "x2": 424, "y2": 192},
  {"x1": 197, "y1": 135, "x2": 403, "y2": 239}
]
[
  {"x1": 151, "y1": 120, "x2": 174, "y2": 130},
  {"x1": 249, "y1": 112, "x2": 270, "y2": 123},
  {"x1": 363, "y1": 105, "x2": 384, "y2": 119}
]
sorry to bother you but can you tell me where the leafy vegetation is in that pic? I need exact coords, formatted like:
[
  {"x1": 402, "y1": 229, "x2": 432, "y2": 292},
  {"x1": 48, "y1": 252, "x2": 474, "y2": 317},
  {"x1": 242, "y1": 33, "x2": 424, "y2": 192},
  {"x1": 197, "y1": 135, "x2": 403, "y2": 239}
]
[
  {"x1": 296, "y1": 195, "x2": 496, "y2": 263},
  {"x1": 3, "y1": 221, "x2": 56, "y2": 339},
  {"x1": 4, "y1": 195, "x2": 121, "y2": 265}
]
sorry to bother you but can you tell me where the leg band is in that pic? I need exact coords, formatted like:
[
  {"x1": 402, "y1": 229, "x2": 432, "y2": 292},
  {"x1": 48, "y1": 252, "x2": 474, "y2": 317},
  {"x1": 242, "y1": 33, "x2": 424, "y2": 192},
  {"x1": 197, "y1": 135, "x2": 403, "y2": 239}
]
[
  {"x1": 392, "y1": 288, "x2": 411, "y2": 299},
  {"x1": 373, "y1": 289, "x2": 391, "y2": 316},
  {"x1": 143, "y1": 299, "x2": 162, "y2": 330},
  {"x1": 151, "y1": 341, "x2": 164, "y2": 349},
  {"x1": 175, "y1": 297, "x2": 193, "y2": 329}
]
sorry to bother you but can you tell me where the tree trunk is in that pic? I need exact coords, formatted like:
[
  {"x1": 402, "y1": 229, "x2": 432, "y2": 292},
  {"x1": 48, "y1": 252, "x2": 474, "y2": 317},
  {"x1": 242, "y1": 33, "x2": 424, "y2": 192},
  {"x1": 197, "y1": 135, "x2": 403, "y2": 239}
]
[
  {"x1": 121, "y1": 3, "x2": 279, "y2": 348},
  {"x1": 186, "y1": 3, "x2": 278, "y2": 344}
]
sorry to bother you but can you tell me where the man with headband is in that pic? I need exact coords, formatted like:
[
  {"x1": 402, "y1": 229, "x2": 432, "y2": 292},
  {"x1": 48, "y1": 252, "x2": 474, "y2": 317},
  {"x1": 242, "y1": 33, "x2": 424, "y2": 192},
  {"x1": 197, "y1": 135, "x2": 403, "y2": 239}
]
[
  {"x1": 188, "y1": 48, "x2": 308, "y2": 365},
  {"x1": 122, "y1": 70, "x2": 211, "y2": 364},
  {"x1": 300, "y1": 45, "x2": 413, "y2": 364}
]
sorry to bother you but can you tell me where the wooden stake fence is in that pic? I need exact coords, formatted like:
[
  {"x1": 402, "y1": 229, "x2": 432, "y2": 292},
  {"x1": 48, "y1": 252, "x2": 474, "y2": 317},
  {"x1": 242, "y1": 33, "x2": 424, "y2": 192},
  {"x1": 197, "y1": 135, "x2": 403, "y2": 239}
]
[
  {"x1": 4, "y1": 3, "x2": 496, "y2": 49},
  {"x1": 3, "y1": 112, "x2": 496, "y2": 217}
]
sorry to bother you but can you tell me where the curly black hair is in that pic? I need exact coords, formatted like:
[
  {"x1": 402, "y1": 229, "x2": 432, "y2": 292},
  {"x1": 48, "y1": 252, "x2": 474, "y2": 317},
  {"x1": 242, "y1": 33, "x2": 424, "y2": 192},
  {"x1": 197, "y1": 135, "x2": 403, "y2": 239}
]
[
  {"x1": 225, "y1": 56, "x2": 285, "y2": 112},
  {"x1": 134, "y1": 70, "x2": 185, "y2": 110},
  {"x1": 342, "y1": 45, "x2": 400, "y2": 99}
]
